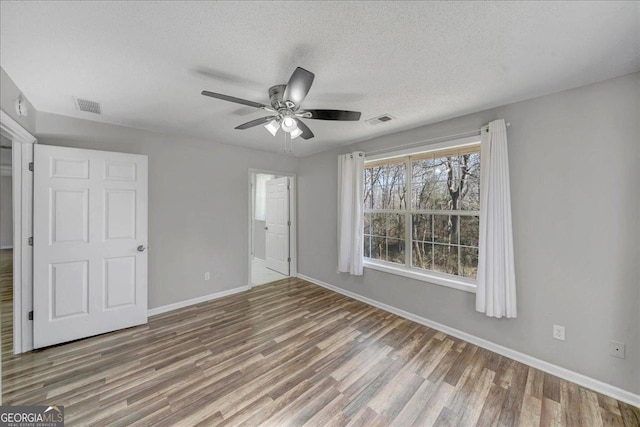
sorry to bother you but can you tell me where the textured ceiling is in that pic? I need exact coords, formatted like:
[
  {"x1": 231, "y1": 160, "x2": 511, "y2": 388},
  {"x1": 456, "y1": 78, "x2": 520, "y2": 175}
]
[{"x1": 1, "y1": 1, "x2": 638, "y2": 156}]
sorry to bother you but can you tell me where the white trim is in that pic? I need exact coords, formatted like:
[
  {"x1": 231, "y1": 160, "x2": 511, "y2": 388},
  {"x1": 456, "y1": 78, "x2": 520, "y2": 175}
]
[
  {"x1": 247, "y1": 169, "x2": 297, "y2": 288},
  {"x1": 297, "y1": 273, "x2": 640, "y2": 408},
  {"x1": 148, "y1": 285, "x2": 251, "y2": 316},
  {"x1": 1, "y1": 109, "x2": 36, "y2": 357},
  {"x1": 0, "y1": 111, "x2": 37, "y2": 144},
  {"x1": 0, "y1": 246, "x2": 13, "y2": 250},
  {"x1": 363, "y1": 260, "x2": 477, "y2": 293}
]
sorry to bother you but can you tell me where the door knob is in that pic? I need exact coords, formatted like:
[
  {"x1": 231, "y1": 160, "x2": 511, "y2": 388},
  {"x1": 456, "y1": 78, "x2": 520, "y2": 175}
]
[
  {"x1": 264, "y1": 227, "x2": 268, "y2": 230},
  {"x1": 137, "y1": 245, "x2": 146, "y2": 252}
]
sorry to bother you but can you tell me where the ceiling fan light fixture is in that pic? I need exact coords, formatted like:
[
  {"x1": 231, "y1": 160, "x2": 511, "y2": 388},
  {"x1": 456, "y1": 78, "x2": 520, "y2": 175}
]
[
  {"x1": 264, "y1": 119, "x2": 280, "y2": 136},
  {"x1": 290, "y1": 127, "x2": 303, "y2": 139},
  {"x1": 281, "y1": 116, "x2": 297, "y2": 133}
]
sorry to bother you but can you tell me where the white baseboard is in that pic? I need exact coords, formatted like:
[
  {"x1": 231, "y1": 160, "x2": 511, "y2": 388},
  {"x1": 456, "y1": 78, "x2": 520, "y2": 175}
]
[
  {"x1": 148, "y1": 285, "x2": 251, "y2": 317},
  {"x1": 0, "y1": 245, "x2": 13, "y2": 249},
  {"x1": 297, "y1": 273, "x2": 640, "y2": 408}
]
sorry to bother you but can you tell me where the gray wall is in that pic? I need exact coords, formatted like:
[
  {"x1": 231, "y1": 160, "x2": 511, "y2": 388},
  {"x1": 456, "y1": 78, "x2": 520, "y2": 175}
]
[
  {"x1": 0, "y1": 176, "x2": 12, "y2": 248},
  {"x1": 297, "y1": 73, "x2": 640, "y2": 394},
  {"x1": 254, "y1": 220, "x2": 266, "y2": 260},
  {"x1": 36, "y1": 111, "x2": 298, "y2": 309},
  {"x1": 1, "y1": 67, "x2": 36, "y2": 135}
]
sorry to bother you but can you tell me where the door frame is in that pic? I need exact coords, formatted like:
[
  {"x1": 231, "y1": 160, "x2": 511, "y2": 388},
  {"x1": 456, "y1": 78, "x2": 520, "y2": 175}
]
[
  {"x1": 247, "y1": 169, "x2": 297, "y2": 287},
  {"x1": 0, "y1": 110, "x2": 36, "y2": 355}
]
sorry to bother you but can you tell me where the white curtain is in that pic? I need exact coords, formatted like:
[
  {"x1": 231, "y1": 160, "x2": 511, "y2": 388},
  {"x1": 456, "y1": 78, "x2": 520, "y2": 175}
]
[
  {"x1": 476, "y1": 119, "x2": 517, "y2": 318},
  {"x1": 338, "y1": 152, "x2": 365, "y2": 275}
]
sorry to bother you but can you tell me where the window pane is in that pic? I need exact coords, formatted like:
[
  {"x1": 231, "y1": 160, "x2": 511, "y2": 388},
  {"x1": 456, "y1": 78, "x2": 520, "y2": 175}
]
[
  {"x1": 411, "y1": 214, "x2": 433, "y2": 242},
  {"x1": 412, "y1": 241, "x2": 433, "y2": 271},
  {"x1": 364, "y1": 164, "x2": 406, "y2": 210},
  {"x1": 411, "y1": 151, "x2": 480, "y2": 211},
  {"x1": 433, "y1": 215, "x2": 458, "y2": 244},
  {"x1": 364, "y1": 212, "x2": 372, "y2": 236},
  {"x1": 372, "y1": 213, "x2": 387, "y2": 237},
  {"x1": 371, "y1": 237, "x2": 385, "y2": 260},
  {"x1": 434, "y1": 244, "x2": 458, "y2": 275},
  {"x1": 460, "y1": 215, "x2": 479, "y2": 247},
  {"x1": 387, "y1": 213, "x2": 405, "y2": 239},
  {"x1": 460, "y1": 247, "x2": 478, "y2": 279},
  {"x1": 364, "y1": 235, "x2": 371, "y2": 258},
  {"x1": 364, "y1": 213, "x2": 405, "y2": 265},
  {"x1": 387, "y1": 238, "x2": 405, "y2": 264},
  {"x1": 411, "y1": 159, "x2": 450, "y2": 210},
  {"x1": 459, "y1": 152, "x2": 480, "y2": 211}
]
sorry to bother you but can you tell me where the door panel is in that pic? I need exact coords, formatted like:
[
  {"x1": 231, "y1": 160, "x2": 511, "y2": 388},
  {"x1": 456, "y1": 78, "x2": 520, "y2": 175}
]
[
  {"x1": 51, "y1": 189, "x2": 89, "y2": 243},
  {"x1": 104, "y1": 256, "x2": 136, "y2": 309},
  {"x1": 34, "y1": 144, "x2": 148, "y2": 348},
  {"x1": 105, "y1": 190, "x2": 136, "y2": 239},
  {"x1": 50, "y1": 261, "x2": 88, "y2": 319},
  {"x1": 265, "y1": 177, "x2": 290, "y2": 276}
]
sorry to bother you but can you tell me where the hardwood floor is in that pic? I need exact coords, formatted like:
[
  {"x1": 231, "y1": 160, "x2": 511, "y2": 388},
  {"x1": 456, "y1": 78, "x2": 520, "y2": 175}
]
[{"x1": 1, "y1": 253, "x2": 638, "y2": 426}]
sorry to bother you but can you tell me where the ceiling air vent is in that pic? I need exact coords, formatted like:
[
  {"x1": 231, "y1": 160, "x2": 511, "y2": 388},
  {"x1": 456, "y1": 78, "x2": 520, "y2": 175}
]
[
  {"x1": 74, "y1": 97, "x2": 101, "y2": 114},
  {"x1": 366, "y1": 114, "x2": 394, "y2": 125}
]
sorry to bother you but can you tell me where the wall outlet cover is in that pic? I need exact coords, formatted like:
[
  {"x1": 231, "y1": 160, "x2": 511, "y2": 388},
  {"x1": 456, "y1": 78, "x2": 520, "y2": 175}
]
[
  {"x1": 609, "y1": 341, "x2": 625, "y2": 359},
  {"x1": 553, "y1": 324, "x2": 565, "y2": 341}
]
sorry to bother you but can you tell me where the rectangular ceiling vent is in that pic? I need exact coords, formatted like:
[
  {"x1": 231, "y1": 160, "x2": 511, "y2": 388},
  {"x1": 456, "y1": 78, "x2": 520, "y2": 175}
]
[
  {"x1": 366, "y1": 114, "x2": 394, "y2": 125},
  {"x1": 74, "y1": 97, "x2": 101, "y2": 114}
]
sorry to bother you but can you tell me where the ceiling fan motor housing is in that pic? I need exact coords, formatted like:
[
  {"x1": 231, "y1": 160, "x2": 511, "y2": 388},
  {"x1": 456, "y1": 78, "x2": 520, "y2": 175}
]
[{"x1": 268, "y1": 85, "x2": 286, "y2": 109}]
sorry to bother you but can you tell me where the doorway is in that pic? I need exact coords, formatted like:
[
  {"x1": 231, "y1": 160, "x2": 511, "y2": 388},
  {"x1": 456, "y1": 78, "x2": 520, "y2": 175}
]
[
  {"x1": 0, "y1": 135, "x2": 13, "y2": 363},
  {"x1": 248, "y1": 170, "x2": 296, "y2": 286}
]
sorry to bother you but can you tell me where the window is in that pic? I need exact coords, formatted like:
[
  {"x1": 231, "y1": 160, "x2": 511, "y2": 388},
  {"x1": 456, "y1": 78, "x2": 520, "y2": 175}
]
[
  {"x1": 363, "y1": 137, "x2": 481, "y2": 290},
  {"x1": 255, "y1": 174, "x2": 275, "y2": 221}
]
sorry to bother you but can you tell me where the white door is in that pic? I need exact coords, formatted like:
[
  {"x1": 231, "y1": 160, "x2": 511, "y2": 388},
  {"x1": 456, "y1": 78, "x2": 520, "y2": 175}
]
[
  {"x1": 265, "y1": 177, "x2": 290, "y2": 275},
  {"x1": 33, "y1": 145, "x2": 148, "y2": 348}
]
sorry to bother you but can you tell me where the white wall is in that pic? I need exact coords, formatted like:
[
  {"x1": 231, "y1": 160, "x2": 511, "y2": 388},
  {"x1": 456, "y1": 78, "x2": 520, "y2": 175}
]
[
  {"x1": 36, "y1": 111, "x2": 298, "y2": 309},
  {"x1": 297, "y1": 72, "x2": 640, "y2": 395},
  {"x1": 0, "y1": 176, "x2": 12, "y2": 249}
]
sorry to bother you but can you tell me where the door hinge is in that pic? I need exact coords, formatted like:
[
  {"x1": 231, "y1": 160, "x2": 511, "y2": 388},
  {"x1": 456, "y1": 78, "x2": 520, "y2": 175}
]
[
  {"x1": 28, "y1": 162, "x2": 34, "y2": 171},
  {"x1": 287, "y1": 257, "x2": 291, "y2": 262},
  {"x1": 28, "y1": 311, "x2": 33, "y2": 320},
  {"x1": 287, "y1": 220, "x2": 291, "y2": 226},
  {"x1": 28, "y1": 237, "x2": 33, "y2": 246},
  {"x1": 287, "y1": 185, "x2": 290, "y2": 190}
]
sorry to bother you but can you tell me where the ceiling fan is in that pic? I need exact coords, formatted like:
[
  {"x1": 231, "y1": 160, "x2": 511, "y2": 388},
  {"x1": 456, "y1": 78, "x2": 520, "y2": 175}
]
[{"x1": 201, "y1": 67, "x2": 361, "y2": 140}]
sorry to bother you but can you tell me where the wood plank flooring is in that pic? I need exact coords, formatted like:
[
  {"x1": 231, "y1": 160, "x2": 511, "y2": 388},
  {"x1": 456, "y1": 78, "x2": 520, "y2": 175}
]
[{"x1": 1, "y1": 249, "x2": 639, "y2": 426}]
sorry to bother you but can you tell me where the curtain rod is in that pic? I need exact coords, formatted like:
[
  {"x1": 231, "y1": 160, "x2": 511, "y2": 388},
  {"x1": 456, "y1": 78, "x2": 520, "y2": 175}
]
[{"x1": 365, "y1": 122, "x2": 510, "y2": 157}]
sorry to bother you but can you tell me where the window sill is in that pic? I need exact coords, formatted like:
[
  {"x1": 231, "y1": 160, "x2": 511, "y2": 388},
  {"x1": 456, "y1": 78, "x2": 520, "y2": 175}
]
[{"x1": 363, "y1": 260, "x2": 477, "y2": 294}]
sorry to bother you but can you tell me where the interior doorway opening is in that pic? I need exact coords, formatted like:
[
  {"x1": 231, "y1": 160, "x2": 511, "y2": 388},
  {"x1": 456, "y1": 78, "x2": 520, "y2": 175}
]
[
  {"x1": 249, "y1": 170, "x2": 296, "y2": 286},
  {"x1": 0, "y1": 135, "x2": 13, "y2": 366}
]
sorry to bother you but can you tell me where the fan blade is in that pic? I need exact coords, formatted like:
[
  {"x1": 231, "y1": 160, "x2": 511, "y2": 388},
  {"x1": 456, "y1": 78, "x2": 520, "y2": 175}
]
[
  {"x1": 283, "y1": 67, "x2": 315, "y2": 107},
  {"x1": 235, "y1": 116, "x2": 276, "y2": 130},
  {"x1": 295, "y1": 119, "x2": 315, "y2": 140},
  {"x1": 201, "y1": 91, "x2": 268, "y2": 109},
  {"x1": 303, "y1": 109, "x2": 361, "y2": 121}
]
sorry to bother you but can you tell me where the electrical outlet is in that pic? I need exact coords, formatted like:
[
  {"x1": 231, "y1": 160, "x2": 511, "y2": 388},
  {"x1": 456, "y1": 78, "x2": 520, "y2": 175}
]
[
  {"x1": 553, "y1": 325, "x2": 565, "y2": 341},
  {"x1": 609, "y1": 341, "x2": 625, "y2": 359},
  {"x1": 204, "y1": 272, "x2": 210, "y2": 281}
]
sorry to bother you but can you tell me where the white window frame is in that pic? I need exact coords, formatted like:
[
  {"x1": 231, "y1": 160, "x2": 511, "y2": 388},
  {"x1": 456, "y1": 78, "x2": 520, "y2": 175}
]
[{"x1": 363, "y1": 135, "x2": 481, "y2": 294}]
